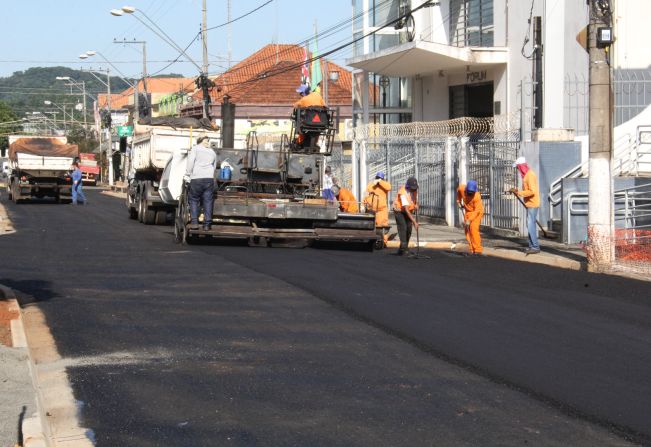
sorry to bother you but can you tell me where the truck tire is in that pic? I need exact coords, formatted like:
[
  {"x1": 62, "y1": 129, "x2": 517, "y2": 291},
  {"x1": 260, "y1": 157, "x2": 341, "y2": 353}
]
[
  {"x1": 155, "y1": 210, "x2": 167, "y2": 225},
  {"x1": 142, "y1": 187, "x2": 156, "y2": 225},
  {"x1": 11, "y1": 182, "x2": 20, "y2": 204}
]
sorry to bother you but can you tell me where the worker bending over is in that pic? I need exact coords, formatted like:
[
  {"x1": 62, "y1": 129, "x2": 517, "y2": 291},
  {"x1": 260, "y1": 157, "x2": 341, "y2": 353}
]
[
  {"x1": 392, "y1": 177, "x2": 419, "y2": 256},
  {"x1": 456, "y1": 180, "x2": 484, "y2": 255},
  {"x1": 332, "y1": 184, "x2": 359, "y2": 213},
  {"x1": 364, "y1": 171, "x2": 392, "y2": 244}
]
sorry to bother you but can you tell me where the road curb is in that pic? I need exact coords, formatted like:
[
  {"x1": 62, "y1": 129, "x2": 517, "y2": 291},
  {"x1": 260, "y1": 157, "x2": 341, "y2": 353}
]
[
  {"x1": 0, "y1": 284, "x2": 48, "y2": 447},
  {"x1": 385, "y1": 240, "x2": 585, "y2": 271}
]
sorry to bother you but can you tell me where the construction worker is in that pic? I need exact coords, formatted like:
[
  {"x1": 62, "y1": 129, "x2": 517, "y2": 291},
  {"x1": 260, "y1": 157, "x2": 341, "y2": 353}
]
[
  {"x1": 392, "y1": 176, "x2": 419, "y2": 256},
  {"x1": 333, "y1": 184, "x2": 359, "y2": 213},
  {"x1": 364, "y1": 171, "x2": 392, "y2": 244},
  {"x1": 510, "y1": 156, "x2": 541, "y2": 254},
  {"x1": 294, "y1": 84, "x2": 325, "y2": 108},
  {"x1": 293, "y1": 84, "x2": 326, "y2": 149},
  {"x1": 456, "y1": 180, "x2": 484, "y2": 255}
]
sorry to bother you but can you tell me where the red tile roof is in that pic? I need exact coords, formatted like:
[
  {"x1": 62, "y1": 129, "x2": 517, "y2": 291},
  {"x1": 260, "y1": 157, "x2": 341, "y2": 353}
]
[{"x1": 194, "y1": 44, "x2": 352, "y2": 106}]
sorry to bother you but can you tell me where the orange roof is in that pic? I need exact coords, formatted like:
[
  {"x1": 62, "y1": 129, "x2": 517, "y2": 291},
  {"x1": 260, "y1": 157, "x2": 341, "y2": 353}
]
[
  {"x1": 193, "y1": 44, "x2": 352, "y2": 106},
  {"x1": 98, "y1": 77, "x2": 195, "y2": 109}
]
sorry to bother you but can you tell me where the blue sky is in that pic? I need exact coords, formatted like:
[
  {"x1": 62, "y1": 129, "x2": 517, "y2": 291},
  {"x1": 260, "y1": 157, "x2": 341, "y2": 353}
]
[{"x1": 1, "y1": 0, "x2": 354, "y2": 79}]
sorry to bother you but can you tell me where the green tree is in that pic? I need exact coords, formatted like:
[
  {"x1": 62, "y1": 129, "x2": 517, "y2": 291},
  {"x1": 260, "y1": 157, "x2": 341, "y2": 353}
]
[
  {"x1": 0, "y1": 100, "x2": 20, "y2": 156},
  {"x1": 66, "y1": 125, "x2": 98, "y2": 154}
]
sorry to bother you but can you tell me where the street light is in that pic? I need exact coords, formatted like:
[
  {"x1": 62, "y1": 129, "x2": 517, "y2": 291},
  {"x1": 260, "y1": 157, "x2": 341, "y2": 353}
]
[
  {"x1": 111, "y1": 4, "x2": 211, "y2": 119},
  {"x1": 379, "y1": 75, "x2": 390, "y2": 125},
  {"x1": 54, "y1": 77, "x2": 89, "y2": 129}
]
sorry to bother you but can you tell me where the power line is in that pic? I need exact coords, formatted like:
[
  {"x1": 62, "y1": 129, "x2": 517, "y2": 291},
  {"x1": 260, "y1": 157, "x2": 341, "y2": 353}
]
[{"x1": 205, "y1": 0, "x2": 274, "y2": 32}]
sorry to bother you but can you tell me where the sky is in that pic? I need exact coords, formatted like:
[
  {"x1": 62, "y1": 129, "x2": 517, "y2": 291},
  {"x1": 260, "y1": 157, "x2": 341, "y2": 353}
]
[{"x1": 0, "y1": 0, "x2": 355, "y2": 79}]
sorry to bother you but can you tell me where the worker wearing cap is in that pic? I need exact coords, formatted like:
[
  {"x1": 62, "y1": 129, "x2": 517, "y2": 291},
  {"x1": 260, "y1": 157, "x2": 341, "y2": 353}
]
[
  {"x1": 294, "y1": 84, "x2": 325, "y2": 108},
  {"x1": 392, "y1": 176, "x2": 419, "y2": 256},
  {"x1": 333, "y1": 184, "x2": 359, "y2": 213},
  {"x1": 293, "y1": 84, "x2": 326, "y2": 149},
  {"x1": 456, "y1": 180, "x2": 484, "y2": 255},
  {"x1": 510, "y1": 156, "x2": 541, "y2": 254},
  {"x1": 364, "y1": 172, "x2": 392, "y2": 245}
]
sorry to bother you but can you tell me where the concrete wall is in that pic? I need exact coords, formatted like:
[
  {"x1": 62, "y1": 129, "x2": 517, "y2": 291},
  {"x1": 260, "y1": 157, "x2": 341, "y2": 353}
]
[{"x1": 614, "y1": 0, "x2": 651, "y2": 69}]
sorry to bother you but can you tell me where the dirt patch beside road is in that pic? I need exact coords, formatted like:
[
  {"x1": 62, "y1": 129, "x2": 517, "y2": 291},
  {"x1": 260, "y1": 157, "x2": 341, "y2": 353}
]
[{"x1": 0, "y1": 299, "x2": 19, "y2": 346}]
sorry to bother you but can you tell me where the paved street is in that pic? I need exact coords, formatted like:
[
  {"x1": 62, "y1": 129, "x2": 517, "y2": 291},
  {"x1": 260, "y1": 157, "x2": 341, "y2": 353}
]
[{"x1": 1, "y1": 190, "x2": 650, "y2": 446}]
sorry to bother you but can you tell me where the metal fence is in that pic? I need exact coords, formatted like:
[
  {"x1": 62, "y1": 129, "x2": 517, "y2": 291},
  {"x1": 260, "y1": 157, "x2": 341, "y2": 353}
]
[
  {"x1": 353, "y1": 116, "x2": 523, "y2": 231},
  {"x1": 467, "y1": 138, "x2": 522, "y2": 230},
  {"x1": 327, "y1": 141, "x2": 352, "y2": 189},
  {"x1": 512, "y1": 71, "x2": 651, "y2": 140},
  {"x1": 364, "y1": 139, "x2": 448, "y2": 219}
]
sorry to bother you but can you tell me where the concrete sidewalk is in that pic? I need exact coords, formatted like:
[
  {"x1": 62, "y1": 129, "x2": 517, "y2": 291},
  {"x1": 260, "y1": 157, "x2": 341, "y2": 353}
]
[{"x1": 385, "y1": 220, "x2": 587, "y2": 271}]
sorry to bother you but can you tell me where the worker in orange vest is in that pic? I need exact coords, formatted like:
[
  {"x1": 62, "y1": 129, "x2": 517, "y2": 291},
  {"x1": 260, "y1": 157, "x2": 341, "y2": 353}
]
[
  {"x1": 333, "y1": 185, "x2": 359, "y2": 213},
  {"x1": 392, "y1": 176, "x2": 419, "y2": 256},
  {"x1": 510, "y1": 156, "x2": 541, "y2": 254},
  {"x1": 364, "y1": 171, "x2": 392, "y2": 245},
  {"x1": 456, "y1": 180, "x2": 484, "y2": 255},
  {"x1": 293, "y1": 84, "x2": 326, "y2": 149}
]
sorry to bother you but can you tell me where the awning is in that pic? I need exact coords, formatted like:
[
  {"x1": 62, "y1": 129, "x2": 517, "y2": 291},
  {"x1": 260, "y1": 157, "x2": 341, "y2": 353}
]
[{"x1": 346, "y1": 41, "x2": 508, "y2": 77}]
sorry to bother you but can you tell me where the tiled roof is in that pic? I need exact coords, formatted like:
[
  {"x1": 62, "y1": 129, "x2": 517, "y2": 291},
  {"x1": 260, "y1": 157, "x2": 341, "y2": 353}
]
[
  {"x1": 98, "y1": 77, "x2": 195, "y2": 109},
  {"x1": 192, "y1": 44, "x2": 352, "y2": 106}
]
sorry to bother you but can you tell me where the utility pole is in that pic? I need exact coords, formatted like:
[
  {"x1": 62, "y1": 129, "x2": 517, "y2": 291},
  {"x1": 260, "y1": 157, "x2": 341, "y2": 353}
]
[
  {"x1": 201, "y1": 0, "x2": 211, "y2": 119},
  {"x1": 107, "y1": 69, "x2": 113, "y2": 186},
  {"x1": 82, "y1": 81, "x2": 87, "y2": 130},
  {"x1": 587, "y1": 0, "x2": 614, "y2": 272}
]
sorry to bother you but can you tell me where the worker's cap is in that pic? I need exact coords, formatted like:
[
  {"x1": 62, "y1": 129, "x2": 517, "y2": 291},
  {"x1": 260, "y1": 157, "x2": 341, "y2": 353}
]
[
  {"x1": 466, "y1": 180, "x2": 478, "y2": 193},
  {"x1": 405, "y1": 176, "x2": 418, "y2": 190},
  {"x1": 512, "y1": 156, "x2": 526, "y2": 168},
  {"x1": 296, "y1": 84, "x2": 310, "y2": 95},
  {"x1": 331, "y1": 185, "x2": 340, "y2": 196},
  {"x1": 376, "y1": 171, "x2": 385, "y2": 180}
]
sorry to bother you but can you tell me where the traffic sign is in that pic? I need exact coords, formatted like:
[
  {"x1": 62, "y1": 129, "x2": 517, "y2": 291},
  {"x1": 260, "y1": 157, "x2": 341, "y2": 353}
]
[{"x1": 117, "y1": 125, "x2": 133, "y2": 137}]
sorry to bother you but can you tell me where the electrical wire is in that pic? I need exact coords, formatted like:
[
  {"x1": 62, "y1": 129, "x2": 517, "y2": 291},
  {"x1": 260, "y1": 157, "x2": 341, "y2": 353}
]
[
  {"x1": 521, "y1": 0, "x2": 536, "y2": 60},
  {"x1": 205, "y1": 0, "x2": 274, "y2": 32}
]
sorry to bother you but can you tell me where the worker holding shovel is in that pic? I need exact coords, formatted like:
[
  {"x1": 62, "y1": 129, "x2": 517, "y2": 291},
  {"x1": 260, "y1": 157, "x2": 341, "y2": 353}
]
[
  {"x1": 456, "y1": 180, "x2": 484, "y2": 256},
  {"x1": 510, "y1": 157, "x2": 541, "y2": 254}
]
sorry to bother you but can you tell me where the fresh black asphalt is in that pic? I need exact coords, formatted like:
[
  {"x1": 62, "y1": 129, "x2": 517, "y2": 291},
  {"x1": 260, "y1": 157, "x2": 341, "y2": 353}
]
[{"x1": 1, "y1": 190, "x2": 649, "y2": 446}]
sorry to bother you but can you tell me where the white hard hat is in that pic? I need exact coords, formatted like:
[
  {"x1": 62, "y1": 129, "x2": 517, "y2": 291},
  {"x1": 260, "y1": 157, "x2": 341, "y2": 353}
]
[{"x1": 512, "y1": 156, "x2": 526, "y2": 168}]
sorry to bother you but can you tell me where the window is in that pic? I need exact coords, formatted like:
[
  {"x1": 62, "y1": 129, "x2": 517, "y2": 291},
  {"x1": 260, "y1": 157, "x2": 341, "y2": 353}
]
[{"x1": 450, "y1": 0, "x2": 494, "y2": 47}]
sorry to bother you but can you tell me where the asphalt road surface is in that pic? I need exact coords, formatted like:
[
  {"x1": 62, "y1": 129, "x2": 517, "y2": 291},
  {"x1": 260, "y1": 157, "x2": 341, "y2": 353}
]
[{"x1": 1, "y1": 190, "x2": 650, "y2": 446}]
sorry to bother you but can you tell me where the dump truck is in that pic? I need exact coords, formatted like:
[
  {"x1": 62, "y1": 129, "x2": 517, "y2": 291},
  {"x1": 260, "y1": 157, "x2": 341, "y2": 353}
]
[
  {"x1": 5, "y1": 135, "x2": 77, "y2": 203},
  {"x1": 125, "y1": 117, "x2": 220, "y2": 224},
  {"x1": 79, "y1": 153, "x2": 99, "y2": 186},
  {"x1": 171, "y1": 107, "x2": 378, "y2": 248}
]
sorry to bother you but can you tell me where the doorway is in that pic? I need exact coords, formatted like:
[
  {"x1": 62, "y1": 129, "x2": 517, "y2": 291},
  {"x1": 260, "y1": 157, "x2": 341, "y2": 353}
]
[{"x1": 449, "y1": 82, "x2": 494, "y2": 119}]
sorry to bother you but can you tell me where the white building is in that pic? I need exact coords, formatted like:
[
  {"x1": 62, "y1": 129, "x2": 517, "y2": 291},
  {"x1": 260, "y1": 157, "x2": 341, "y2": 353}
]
[{"x1": 346, "y1": 0, "x2": 651, "y2": 136}]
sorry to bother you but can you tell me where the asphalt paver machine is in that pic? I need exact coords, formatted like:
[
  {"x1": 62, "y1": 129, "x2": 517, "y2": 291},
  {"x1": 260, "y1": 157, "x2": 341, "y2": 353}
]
[{"x1": 174, "y1": 107, "x2": 378, "y2": 248}]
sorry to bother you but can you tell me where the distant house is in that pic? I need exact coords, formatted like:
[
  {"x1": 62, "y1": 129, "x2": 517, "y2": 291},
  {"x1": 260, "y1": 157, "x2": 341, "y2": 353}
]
[
  {"x1": 180, "y1": 44, "x2": 353, "y2": 142},
  {"x1": 97, "y1": 77, "x2": 195, "y2": 124}
]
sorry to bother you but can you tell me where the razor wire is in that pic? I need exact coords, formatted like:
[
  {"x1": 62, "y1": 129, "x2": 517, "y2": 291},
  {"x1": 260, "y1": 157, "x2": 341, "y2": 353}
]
[{"x1": 353, "y1": 115, "x2": 520, "y2": 143}]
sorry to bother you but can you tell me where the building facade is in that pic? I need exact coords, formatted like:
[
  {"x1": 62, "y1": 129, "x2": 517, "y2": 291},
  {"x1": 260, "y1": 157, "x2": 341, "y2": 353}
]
[{"x1": 348, "y1": 0, "x2": 651, "y2": 134}]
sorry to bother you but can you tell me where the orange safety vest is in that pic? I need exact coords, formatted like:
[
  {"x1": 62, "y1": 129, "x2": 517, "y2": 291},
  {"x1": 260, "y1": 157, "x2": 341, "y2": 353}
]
[{"x1": 392, "y1": 186, "x2": 415, "y2": 212}]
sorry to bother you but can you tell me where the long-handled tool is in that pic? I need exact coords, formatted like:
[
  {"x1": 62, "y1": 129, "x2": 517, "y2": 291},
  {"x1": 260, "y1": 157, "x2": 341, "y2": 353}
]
[
  {"x1": 508, "y1": 190, "x2": 548, "y2": 238},
  {"x1": 409, "y1": 209, "x2": 430, "y2": 259}
]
